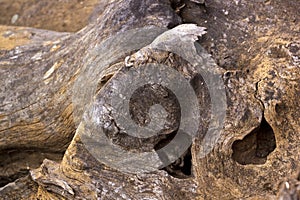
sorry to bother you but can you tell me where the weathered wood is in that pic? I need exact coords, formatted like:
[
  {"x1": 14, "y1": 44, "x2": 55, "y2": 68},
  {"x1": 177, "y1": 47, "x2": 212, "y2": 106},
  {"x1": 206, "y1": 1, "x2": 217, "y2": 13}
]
[{"x1": 0, "y1": 0, "x2": 299, "y2": 199}]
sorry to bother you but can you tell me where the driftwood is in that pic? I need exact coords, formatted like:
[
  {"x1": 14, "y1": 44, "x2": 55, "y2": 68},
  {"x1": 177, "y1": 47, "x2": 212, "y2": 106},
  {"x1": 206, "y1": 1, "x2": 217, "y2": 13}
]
[{"x1": 0, "y1": 0, "x2": 299, "y2": 199}]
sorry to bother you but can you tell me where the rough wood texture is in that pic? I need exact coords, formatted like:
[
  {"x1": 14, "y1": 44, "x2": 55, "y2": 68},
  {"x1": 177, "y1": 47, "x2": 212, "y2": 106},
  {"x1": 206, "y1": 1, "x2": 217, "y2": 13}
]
[{"x1": 0, "y1": 0, "x2": 299, "y2": 199}]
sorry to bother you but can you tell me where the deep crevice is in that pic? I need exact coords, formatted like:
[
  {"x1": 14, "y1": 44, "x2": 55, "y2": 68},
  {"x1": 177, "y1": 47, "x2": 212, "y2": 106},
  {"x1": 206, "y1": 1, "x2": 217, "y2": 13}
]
[
  {"x1": 0, "y1": 149, "x2": 64, "y2": 187},
  {"x1": 153, "y1": 128, "x2": 192, "y2": 179},
  {"x1": 154, "y1": 130, "x2": 192, "y2": 179},
  {"x1": 159, "y1": 145, "x2": 192, "y2": 179},
  {"x1": 232, "y1": 117, "x2": 276, "y2": 165},
  {"x1": 0, "y1": 170, "x2": 29, "y2": 188}
]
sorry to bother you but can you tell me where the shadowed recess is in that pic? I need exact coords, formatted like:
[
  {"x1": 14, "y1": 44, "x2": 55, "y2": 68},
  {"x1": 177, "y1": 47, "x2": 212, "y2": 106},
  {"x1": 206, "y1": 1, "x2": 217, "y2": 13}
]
[
  {"x1": 155, "y1": 136, "x2": 192, "y2": 179},
  {"x1": 232, "y1": 117, "x2": 276, "y2": 165},
  {"x1": 161, "y1": 147, "x2": 192, "y2": 179},
  {"x1": 0, "y1": 149, "x2": 63, "y2": 187}
]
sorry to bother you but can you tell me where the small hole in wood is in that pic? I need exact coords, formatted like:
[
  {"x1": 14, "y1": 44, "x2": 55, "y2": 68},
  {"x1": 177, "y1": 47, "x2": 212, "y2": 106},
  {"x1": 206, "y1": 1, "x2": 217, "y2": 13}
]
[
  {"x1": 159, "y1": 145, "x2": 192, "y2": 179},
  {"x1": 232, "y1": 117, "x2": 276, "y2": 165}
]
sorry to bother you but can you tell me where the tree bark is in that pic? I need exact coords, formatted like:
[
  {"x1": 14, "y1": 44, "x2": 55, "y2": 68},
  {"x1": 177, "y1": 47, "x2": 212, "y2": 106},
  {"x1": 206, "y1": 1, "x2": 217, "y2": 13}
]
[{"x1": 0, "y1": 0, "x2": 299, "y2": 199}]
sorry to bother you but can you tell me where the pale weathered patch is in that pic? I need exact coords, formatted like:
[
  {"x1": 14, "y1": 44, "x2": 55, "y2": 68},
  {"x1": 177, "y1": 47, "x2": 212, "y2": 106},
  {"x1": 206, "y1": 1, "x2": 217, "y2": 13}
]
[{"x1": 43, "y1": 60, "x2": 64, "y2": 84}]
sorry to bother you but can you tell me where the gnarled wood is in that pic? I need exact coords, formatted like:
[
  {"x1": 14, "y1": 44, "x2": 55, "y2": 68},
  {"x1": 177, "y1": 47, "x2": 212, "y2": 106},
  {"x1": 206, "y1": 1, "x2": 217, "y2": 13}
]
[{"x1": 0, "y1": 0, "x2": 299, "y2": 199}]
